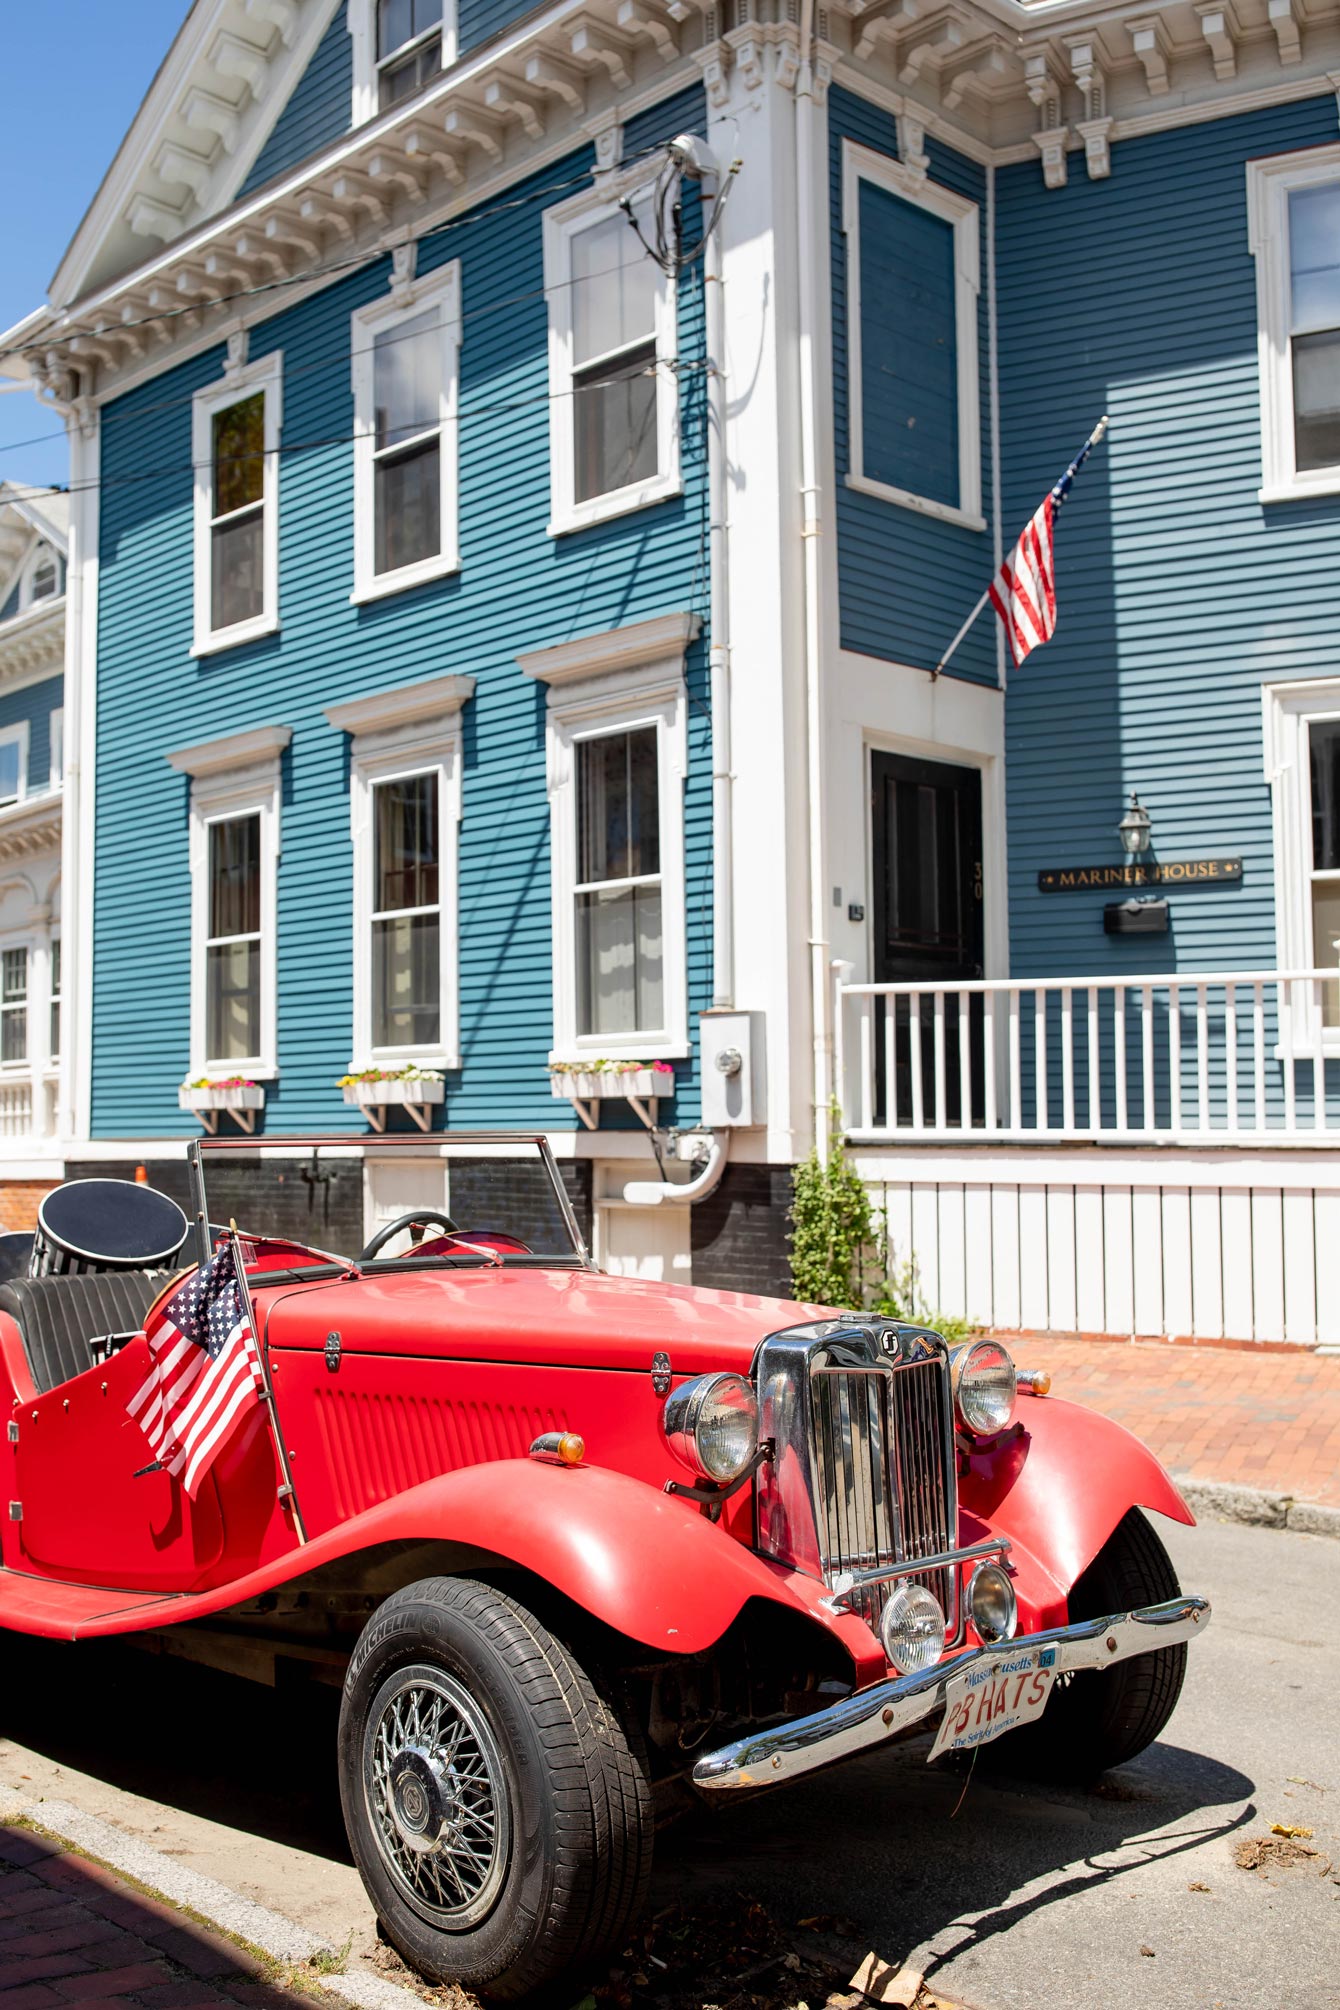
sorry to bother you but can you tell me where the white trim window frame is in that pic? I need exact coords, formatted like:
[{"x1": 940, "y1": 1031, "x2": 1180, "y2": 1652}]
[
  {"x1": 350, "y1": 0, "x2": 457, "y2": 124},
  {"x1": 16, "y1": 542, "x2": 61, "y2": 613},
  {"x1": 48, "y1": 707, "x2": 63, "y2": 793},
  {"x1": 185, "y1": 758, "x2": 283, "y2": 1082},
  {"x1": 1263, "y1": 674, "x2": 1340, "y2": 1052},
  {"x1": 344, "y1": 713, "x2": 464, "y2": 1072},
  {"x1": 351, "y1": 261, "x2": 461, "y2": 603},
  {"x1": 191, "y1": 351, "x2": 282, "y2": 658},
  {"x1": 1248, "y1": 145, "x2": 1340, "y2": 504},
  {"x1": 841, "y1": 140, "x2": 983, "y2": 533},
  {"x1": 0, "y1": 722, "x2": 29, "y2": 809},
  {"x1": 544, "y1": 175, "x2": 681, "y2": 537},
  {"x1": 540, "y1": 662, "x2": 689, "y2": 1062},
  {"x1": 0, "y1": 941, "x2": 30, "y2": 1070}
]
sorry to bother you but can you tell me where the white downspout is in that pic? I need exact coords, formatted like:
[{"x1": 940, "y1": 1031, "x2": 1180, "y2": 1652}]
[
  {"x1": 705, "y1": 157, "x2": 734, "y2": 1012},
  {"x1": 623, "y1": 1127, "x2": 731, "y2": 1206},
  {"x1": 796, "y1": 0, "x2": 830, "y2": 1159}
]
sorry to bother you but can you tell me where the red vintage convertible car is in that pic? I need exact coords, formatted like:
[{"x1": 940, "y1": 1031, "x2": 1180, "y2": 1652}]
[{"x1": 0, "y1": 1133, "x2": 1209, "y2": 2001}]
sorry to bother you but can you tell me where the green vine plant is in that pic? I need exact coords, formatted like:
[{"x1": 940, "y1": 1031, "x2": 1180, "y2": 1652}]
[{"x1": 788, "y1": 1103, "x2": 978, "y2": 1346}]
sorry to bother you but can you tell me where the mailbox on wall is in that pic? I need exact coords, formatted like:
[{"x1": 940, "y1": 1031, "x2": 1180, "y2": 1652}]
[{"x1": 1104, "y1": 897, "x2": 1170, "y2": 936}]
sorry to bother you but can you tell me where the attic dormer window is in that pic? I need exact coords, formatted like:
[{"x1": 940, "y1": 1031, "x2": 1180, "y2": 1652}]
[
  {"x1": 29, "y1": 551, "x2": 56, "y2": 603},
  {"x1": 378, "y1": 0, "x2": 442, "y2": 108}
]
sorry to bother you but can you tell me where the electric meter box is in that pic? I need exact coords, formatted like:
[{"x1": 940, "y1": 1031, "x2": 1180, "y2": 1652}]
[{"x1": 699, "y1": 1010, "x2": 762, "y2": 1127}]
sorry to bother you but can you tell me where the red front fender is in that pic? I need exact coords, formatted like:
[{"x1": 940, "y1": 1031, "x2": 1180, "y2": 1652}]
[
  {"x1": 959, "y1": 1394, "x2": 1194, "y2": 1623},
  {"x1": 4, "y1": 1457, "x2": 874, "y2": 1673}
]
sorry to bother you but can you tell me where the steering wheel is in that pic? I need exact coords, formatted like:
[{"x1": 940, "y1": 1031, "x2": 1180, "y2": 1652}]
[{"x1": 359, "y1": 1209, "x2": 458, "y2": 1263}]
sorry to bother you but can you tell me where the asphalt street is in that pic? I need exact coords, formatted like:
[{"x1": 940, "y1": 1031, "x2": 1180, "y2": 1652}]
[{"x1": 0, "y1": 1514, "x2": 1336, "y2": 2010}]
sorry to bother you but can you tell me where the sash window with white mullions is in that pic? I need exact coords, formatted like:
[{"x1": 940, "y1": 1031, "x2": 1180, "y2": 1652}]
[
  {"x1": 1309, "y1": 720, "x2": 1340, "y2": 1024},
  {"x1": 372, "y1": 773, "x2": 441, "y2": 1049},
  {"x1": 205, "y1": 813, "x2": 262, "y2": 1062},
  {"x1": 0, "y1": 726, "x2": 25, "y2": 809},
  {"x1": 575, "y1": 727, "x2": 663, "y2": 1037},
  {"x1": 209, "y1": 393, "x2": 265, "y2": 633},
  {"x1": 49, "y1": 938, "x2": 60, "y2": 1061},
  {"x1": 0, "y1": 949, "x2": 27, "y2": 1065},
  {"x1": 1289, "y1": 181, "x2": 1340, "y2": 474},
  {"x1": 374, "y1": 307, "x2": 443, "y2": 575},
  {"x1": 378, "y1": 0, "x2": 442, "y2": 108},
  {"x1": 571, "y1": 208, "x2": 659, "y2": 505}
]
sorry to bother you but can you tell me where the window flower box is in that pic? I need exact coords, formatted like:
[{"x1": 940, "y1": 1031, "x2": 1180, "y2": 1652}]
[
  {"x1": 338, "y1": 1067, "x2": 445, "y2": 1134},
  {"x1": 179, "y1": 1078, "x2": 265, "y2": 1135},
  {"x1": 548, "y1": 1061, "x2": 673, "y2": 1130}
]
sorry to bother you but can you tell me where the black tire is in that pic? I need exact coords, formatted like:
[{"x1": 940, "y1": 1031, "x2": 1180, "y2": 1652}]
[
  {"x1": 984, "y1": 1509, "x2": 1188, "y2": 1782},
  {"x1": 338, "y1": 1576, "x2": 652, "y2": 2002}
]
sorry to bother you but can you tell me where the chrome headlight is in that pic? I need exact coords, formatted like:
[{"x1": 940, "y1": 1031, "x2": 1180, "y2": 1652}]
[
  {"x1": 880, "y1": 1583, "x2": 947, "y2": 1675},
  {"x1": 968, "y1": 1561, "x2": 1018, "y2": 1643},
  {"x1": 663, "y1": 1372, "x2": 759, "y2": 1484},
  {"x1": 952, "y1": 1338, "x2": 1017, "y2": 1436}
]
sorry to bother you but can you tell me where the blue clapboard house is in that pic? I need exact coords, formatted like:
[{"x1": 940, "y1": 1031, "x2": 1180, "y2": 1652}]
[{"x1": 3, "y1": 0, "x2": 1340, "y2": 1340}]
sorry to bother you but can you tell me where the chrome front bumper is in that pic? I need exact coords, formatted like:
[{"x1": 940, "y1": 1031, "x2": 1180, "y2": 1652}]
[{"x1": 692, "y1": 1594, "x2": 1211, "y2": 1793}]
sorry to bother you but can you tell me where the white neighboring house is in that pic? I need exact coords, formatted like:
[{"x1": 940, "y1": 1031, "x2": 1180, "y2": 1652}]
[{"x1": 0, "y1": 484, "x2": 66, "y2": 1182}]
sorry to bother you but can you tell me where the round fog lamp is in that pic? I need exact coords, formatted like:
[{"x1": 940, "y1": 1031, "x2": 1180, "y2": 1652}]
[
  {"x1": 879, "y1": 1583, "x2": 947, "y2": 1676},
  {"x1": 969, "y1": 1561, "x2": 1017, "y2": 1644},
  {"x1": 952, "y1": 1338, "x2": 1017, "y2": 1436}
]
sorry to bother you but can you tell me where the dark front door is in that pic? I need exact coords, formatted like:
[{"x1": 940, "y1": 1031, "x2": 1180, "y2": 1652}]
[{"x1": 871, "y1": 752, "x2": 984, "y2": 1127}]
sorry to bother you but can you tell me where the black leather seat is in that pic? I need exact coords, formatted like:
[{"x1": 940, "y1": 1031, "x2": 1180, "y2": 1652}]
[{"x1": 0, "y1": 1271, "x2": 174, "y2": 1396}]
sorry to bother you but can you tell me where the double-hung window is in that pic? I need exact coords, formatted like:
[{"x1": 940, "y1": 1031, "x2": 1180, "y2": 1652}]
[
  {"x1": 0, "y1": 724, "x2": 27, "y2": 809},
  {"x1": 1249, "y1": 147, "x2": 1340, "y2": 500},
  {"x1": 0, "y1": 949, "x2": 27, "y2": 1065},
  {"x1": 520, "y1": 613, "x2": 694, "y2": 1060},
  {"x1": 325, "y1": 673, "x2": 470, "y2": 1071},
  {"x1": 575, "y1": 728, "x2": 663, "y2": 1037},
  {"x1": 378, "y1": 0, "x2": 443, "y2": 106},
  {"x1": 841, "y1": 140, "x2": 982, "y2": 531},
  {"x1": 191, "y1": 354, "x2": 282, "y2": 655},
  {"x1": 168, "y1": 725, "x2": 288, "y2": 1082},
  {"x1": 352, "y1": 264, "x2": 460, "y2": 600},
  {"x1": 545, "y1": 184, "x2": 679, "y2": 533}
]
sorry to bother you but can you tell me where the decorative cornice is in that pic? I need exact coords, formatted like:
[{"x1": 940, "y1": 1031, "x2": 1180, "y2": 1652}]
[
  {"x1": 0, "y1": 599, "x2": 65, "y2": 688},
  {"x1": 166, "y1": 722, "x2": 292, "y2": 777},
  {"x1": 0, "y1": 793, "x2": 62, "y2": 864},
  {"x1": 518, "y1": 610, "x2": 701, "y2": 687},
  {"x1": 323, "y1": 672, "x2": 476, "y2": 737}
]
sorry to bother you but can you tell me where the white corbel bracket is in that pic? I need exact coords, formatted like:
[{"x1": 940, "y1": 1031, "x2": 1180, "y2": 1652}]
[{"x1": 1195, "y1": 3, "x2": 1238, "y2": 81}]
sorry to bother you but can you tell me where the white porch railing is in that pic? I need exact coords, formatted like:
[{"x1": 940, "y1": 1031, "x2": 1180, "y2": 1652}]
[
  {"x1": 835, "y1": 968, "x2": 1340, "y2": 1145},
  {"x1": 0, "y1": 1080, "x2": 33, "y2": 1138}
]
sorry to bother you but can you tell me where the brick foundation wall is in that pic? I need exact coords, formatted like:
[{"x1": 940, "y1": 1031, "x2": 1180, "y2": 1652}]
[
  {"x1": 0, "y1": 1181, "x2": 58, "y2": 1233},
  {"x1": 691, "y1": 1163, "x2": 795, "y2": 1299}
]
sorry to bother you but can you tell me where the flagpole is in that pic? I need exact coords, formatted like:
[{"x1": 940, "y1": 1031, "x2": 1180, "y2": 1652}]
[
  {"x1": 931, "y1": 414, "x2": 1110, "y2": 682},
  {"x1": 230, "y1": 1218, "x2": 309, "y2": 1546}
]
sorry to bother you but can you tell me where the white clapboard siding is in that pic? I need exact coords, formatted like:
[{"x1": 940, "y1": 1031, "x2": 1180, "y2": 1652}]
[{"x1": 859, "y1": 1146, "x2": 1340, "y2": 1348}]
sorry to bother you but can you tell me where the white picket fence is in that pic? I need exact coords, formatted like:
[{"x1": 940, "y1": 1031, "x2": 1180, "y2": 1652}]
[{"x1": 836, "y1": 968, "x2": 1340, "y2": 1144}]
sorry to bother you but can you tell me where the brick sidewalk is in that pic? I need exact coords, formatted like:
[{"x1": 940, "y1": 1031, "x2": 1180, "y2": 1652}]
[
  {"x1": 1006, "y1": 1334, "x2": 1340, "y2": 1509},
  {"x1": 0, "y1": 1826, "x2": 308, "y2": 2009}
]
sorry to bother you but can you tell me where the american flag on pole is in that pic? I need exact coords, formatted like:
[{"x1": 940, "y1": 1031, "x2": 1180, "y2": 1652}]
[
  {"x1": 988, "y1": 493, "x2": 1058, "y2": 669},
  {"x1": 127, "y1": 1238, "x2": 265, "y2": 1497}
]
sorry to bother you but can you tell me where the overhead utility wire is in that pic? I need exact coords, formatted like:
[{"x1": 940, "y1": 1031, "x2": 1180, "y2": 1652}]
[{"x1": 0, "y1": 137, "x2": 674, "y2": 365}]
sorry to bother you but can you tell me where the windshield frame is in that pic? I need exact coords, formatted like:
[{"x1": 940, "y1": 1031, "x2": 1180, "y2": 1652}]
[{"x1": 184, "y1": 1131, "x2": 594, "y2": 1273}]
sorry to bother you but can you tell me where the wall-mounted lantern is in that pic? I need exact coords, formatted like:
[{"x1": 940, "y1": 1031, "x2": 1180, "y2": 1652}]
[{"x1": 1117, "y1": 793, "x2": 1152, "y2": 856}]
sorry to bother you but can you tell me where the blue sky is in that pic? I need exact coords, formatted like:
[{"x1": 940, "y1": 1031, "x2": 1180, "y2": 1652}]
[{"x1": 0, "y1": 3, "x2": 189, "y2": 494}]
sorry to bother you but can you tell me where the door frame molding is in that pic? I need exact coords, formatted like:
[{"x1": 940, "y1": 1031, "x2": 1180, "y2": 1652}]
[{"x1": 869, "y1": 746, "x2": 986, "y2": 983}]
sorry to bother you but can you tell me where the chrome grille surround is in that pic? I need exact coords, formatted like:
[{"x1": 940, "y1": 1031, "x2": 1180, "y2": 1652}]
[{"x1": 754, "y1": 1318, "x2": 962, "y2": 1642}]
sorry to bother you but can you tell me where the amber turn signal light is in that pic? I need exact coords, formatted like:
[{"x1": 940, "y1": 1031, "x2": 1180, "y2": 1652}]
[
  {"x1": 529, "y1": 1430, "x2": 586, "y2": 1465},
  {"x1": 1018, "y1": 1369, "x2": 1051, "y2": 1397}
]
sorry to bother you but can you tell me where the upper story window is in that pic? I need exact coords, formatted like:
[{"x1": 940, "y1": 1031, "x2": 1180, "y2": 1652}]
[
  {"x1": 351, "y1": 262, "x2": 460, "y2": 601},
  {"x1": 28, "y1": 548, "x2": 58, "y2": 603},
  {"x1": 0, "y1": 723, "x2": 29, "y2": 809},
  {"x1": 8, "y1": 541, "x2": 64, "y2": 617},
  {"x1": 0, "y1": 948, "x2": 27, "y2": 1065},
  {"x1": 519, "y1": 611, "x2": 696, "y2": 1061},
  {"x1": 1249, "y1": 146, "x2": 1340, "y2": 502},
  {"x1": 841, "y1": 140, "x2": 983, "y2": 533},
  {"x1": 378, "y1": 0, "x2": 442, "y2": 106},
  {"x1": 191, "y1": 352, "x2": 282, "y2": 657},
  {"x1": 167, "y1": 724, "x2": 290, "y2": 1081},
  {"x1": 49, "y1": 708, "x2": 63, "y2": 792},
  {"x1": 372, "y1": 773, "x2": 441, "y2": 1048},
  {"x1": 545, "y1": 183, "x2": 680, "y2": 535}
]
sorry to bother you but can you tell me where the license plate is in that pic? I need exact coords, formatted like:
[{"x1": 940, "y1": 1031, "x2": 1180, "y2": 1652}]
[{"x1": 927, "y1": 1645, "x2": 1058, "y2": 1762}]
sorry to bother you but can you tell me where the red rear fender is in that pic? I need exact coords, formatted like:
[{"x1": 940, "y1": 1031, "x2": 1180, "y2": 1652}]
[{"x1": 959, "y1": 1394, "x2": 1194, "y2": 1617}]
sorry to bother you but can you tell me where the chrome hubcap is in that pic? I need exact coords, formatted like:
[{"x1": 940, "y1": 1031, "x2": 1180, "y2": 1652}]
[{"x1": 365, "y1": 1666, "x2": 509, "y2": 1929}]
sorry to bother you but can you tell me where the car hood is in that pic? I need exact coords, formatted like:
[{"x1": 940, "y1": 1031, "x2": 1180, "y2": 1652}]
[{"x1": 258, "y1": 1264, "x2": 827, "y2": 1376}]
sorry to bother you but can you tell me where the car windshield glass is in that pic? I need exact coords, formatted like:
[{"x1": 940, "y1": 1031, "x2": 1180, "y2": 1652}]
[{"x1": 186, "y1": 1133, "x2": 588, "y2": 1269}]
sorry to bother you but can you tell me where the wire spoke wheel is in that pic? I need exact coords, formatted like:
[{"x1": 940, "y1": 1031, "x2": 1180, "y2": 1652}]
[{"x1": 363, "y1": 1662, "x2": 510, "y2": 1931}]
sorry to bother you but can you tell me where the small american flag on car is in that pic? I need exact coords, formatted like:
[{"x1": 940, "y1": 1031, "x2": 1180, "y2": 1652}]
[{"x1": 126, "y1": 1238, "x2": 265, "y2": 1497}]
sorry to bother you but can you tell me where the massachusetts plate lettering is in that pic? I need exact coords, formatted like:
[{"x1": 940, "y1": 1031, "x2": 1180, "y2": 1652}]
[{"x1": 928, "y1": 1646, "x2": 1058, "y2": 1762}]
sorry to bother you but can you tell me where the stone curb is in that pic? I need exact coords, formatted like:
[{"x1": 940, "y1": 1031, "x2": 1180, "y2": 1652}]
[
  {"x1": 1175, "y1": 1477, "x2": 1340, "y2": 1540},
  {"x1": 0, "y1": 1795, "x2": 422, "y2": 2010}
]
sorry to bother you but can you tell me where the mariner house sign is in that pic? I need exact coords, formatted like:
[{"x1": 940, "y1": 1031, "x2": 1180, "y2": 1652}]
[{"x1": 1037, "y1": 858, "x2": 1244, "y2": 892}]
